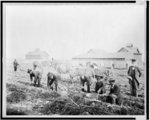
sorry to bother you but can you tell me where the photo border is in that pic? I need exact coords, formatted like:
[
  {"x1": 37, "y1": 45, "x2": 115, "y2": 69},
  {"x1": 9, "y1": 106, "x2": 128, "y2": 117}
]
[{"x1": 0, "y1": 0, "x2": 149, "y2": 120}]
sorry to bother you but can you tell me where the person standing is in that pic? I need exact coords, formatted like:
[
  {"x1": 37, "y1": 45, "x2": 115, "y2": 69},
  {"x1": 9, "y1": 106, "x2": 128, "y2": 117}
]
[
  {"x1": 127, "y1": 59, "x2": 142, "y2": 97},
  {"x1": 13, "y1": 59, "x2": 19, "y2": 72}
]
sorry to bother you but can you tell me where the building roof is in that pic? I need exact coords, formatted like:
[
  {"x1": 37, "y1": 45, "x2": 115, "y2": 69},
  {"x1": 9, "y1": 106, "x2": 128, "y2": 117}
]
[
  {"x1": 26, "y1": 49, "x2": 49, "y2": 57},
  {"x1": 118, "y1": 44, "x2": 141, "y2": 55},
  {"x1": 73, "y1": 49, "x2": 134, "y2": 59}
]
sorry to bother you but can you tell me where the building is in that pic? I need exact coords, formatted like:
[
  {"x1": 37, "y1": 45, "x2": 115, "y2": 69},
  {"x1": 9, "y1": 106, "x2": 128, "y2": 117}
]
[
  {"x1": 25, "y1": 49, "x2": 49, "y2": 60},
  {"x1": 72, "y1": 44, "x2": 143, "y2": 69},
  {"x1": 118, "y1": 43, "x2": 142, "y2": 66}
]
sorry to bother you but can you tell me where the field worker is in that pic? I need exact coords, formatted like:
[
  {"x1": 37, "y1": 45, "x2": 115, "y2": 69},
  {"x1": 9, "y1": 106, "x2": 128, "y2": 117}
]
[
  {"x1": 95, "y1": 75, "x2": 106, "y2": 94},
  {"x1": 86, "y1": 63, "x2": 96, "y2": 78},
  {"x1": 47, "y1": 72, "x2": 58, "y2": 91},
  {"x1": 13, "y1": 59, "x2": 19, "y2": 72},
  {"x1": 33, "y1": 61, "x2": 38, "y2": 70},
  {"x1": 27, "y1": 69, "x2": 42, "y2": 87},
  {"x1": 127, "y1": 59, "x2": 141, "y2": 97},
  {"x1": 103, "y1": 69, "x2": 113, "y2": 82},
  {"x1": 80, "y1": 64, "x2": 96, "y2": 92},
  {"x1": 80, "y1": 75, "x2": 91, "y2": 93},
  {"x1": 106, "y1": 78, "x2": 122, "y2": 105},
  {"x1": 33, "y1": 61, "x2": 43, "y2": 73}
]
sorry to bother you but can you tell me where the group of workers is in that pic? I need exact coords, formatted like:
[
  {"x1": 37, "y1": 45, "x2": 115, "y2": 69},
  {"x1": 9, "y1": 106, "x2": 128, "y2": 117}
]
[
  {"x1": 13, "y1": 58, "x2": 142, "y2": 106},
  {"x1": 80, "y1": 59, "x2": 142, "y2": 105},
  {"x1": 80, "y1": 71, "x2": 122, "y2": 105}
]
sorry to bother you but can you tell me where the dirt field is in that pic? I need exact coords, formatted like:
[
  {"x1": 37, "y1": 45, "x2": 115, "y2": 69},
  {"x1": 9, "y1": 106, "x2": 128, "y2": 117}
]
[{"x1": 5, "y1": 59, "x2": 145, "y2": 115}]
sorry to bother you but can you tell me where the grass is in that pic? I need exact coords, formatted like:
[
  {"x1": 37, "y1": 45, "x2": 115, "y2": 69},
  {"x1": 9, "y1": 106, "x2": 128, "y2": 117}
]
[
  {"x1": 7, "y1": 90, "x2": 26, "y2": 103},
  {"x1": 36, "y1": 90, "x2": 61, "y2": 99},
  {"x1": 6, "y1": 60, "x2": 145, "y2": 115},
  {"x1": 40, "y1": 96, "x2": 113, "y2": 115}
]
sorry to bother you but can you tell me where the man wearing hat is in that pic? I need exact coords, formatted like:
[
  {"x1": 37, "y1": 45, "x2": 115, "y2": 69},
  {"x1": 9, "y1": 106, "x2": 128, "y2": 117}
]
[
  {"x1": 95, "y1": 75, "x2": 106, "y2": 94},
  {"x1": 106, "y1": 77, "x2": 122, "y2": 105},
  {"x1": 127, "y1": 59, "x2": 141, "y2": 97}
]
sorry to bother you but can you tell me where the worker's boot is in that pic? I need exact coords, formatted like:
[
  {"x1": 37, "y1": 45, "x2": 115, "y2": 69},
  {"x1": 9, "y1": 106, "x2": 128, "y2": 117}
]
[{"x1": 82, "y1": 88, "x2": 85, "y2": 92}]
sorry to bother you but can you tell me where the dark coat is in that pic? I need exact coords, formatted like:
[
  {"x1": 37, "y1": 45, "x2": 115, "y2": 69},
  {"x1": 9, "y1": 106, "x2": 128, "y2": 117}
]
[
  {"x1": 109, "y1": 84, "x2": 122, "y2": 105},
  {"x1": 128, "y1": 65, "x2": 141, "y2": 88},
  {"x1": 47, "y1": 73, "x2": 57, "y2": 85},
  {"x1": 27, "y1": 69, "x2": 42, "y2": 87},
  {"x1": 80, "y1": 76, "x2": 90, "y2": 86},
  {"x1": 95, "y1": 80, "x2": 106, "y2": 94},
  {"x1": 13, "y1": 60, "x2": 19, "y2": 71},
  {"x1": 47, "y1": 72, "x2": 58, "y2": 91},
  {"x1": 110, "y1": 84, "x2": 121, "y2": 96},
  {"x1": 128, "y1": 66, "x2": 141, "y2": 78},
  {"x1": 13, "y1": 60, "x2": 19, "y2": 66}
]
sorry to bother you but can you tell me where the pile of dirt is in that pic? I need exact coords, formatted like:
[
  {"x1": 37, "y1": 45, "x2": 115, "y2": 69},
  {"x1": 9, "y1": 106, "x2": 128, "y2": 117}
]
[
  {"x1": 39, "y1": 94, "x2": 113, "y2": 115},
  {"x1": 62, "y1": 104, "x2": 112, "y2": 115},
  {"x1": 36, "y1": 91, "x2": 61, "y2": 100},
  {"x1": 7, "y1": 90, "x2": 26, "y2": 103},
  {"x1": 7, "y1": 83, "x2": 19, "y2": 92},
  {"x1": 40, "y1": 97, "x2": 71, "y2": 115},
  {"x1": 68, "y1": 93, "x2": 85, "y2": 104},
  {"x1": 122, "y1": 100, "x2": 144, "y2": 109}
]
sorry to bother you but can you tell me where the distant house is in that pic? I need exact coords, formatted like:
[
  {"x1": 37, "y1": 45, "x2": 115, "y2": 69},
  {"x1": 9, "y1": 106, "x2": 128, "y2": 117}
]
[
  {"x1": 72, "y1": 44, "x2": 142, "y2": 69},
  {"x1": 25, "y1": 49, "x2": 49, "y2": 60},
  {"x1": 118, "y1": 43, "x2": 142, "y2": 66}
]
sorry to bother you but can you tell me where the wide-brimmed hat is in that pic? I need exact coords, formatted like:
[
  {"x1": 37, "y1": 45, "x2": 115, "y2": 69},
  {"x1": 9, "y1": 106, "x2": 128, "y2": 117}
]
[
  {"x1": 95, "y1": 74, "x2": 103, "y2": 79},
  {"x1": 131, "y1": 59, "x2": 136, "y2": 62},
  {"x1": 109, "y1": 77, "x2": 115, "y2": 83}
]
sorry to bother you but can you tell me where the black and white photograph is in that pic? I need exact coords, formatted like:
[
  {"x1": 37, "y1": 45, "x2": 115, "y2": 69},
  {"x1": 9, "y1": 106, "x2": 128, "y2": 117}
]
[{"x1": 2, "y1": 1, "x2": 148, "y2": 119}]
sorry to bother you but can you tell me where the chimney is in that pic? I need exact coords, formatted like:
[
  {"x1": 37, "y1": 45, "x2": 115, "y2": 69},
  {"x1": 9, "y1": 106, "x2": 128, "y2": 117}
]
[{"x1": 126, "y1": 43, "x2": 133, "y2": 48}]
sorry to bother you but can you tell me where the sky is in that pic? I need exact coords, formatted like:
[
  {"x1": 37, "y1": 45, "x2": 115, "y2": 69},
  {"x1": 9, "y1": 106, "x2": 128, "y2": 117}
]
[{"x1": 4, "y1": 3, "x2": 146, "y2": 60}]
